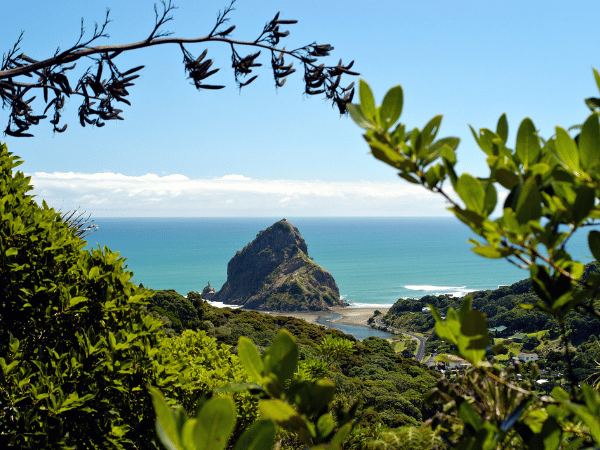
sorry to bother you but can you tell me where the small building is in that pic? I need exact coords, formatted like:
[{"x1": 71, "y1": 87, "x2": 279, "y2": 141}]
[
  {"x1": 489, "y1": 325, "x2": 508, "y2": 336},
  {"x1": 509, "y1": 333, "x2": 527, "y2": 342},
  {"x1": 517, "y1": 352, "x2": 538, "y2": 363},
  {"x1": 440, "y1": 354, "x2": 471, "y2": 370}
]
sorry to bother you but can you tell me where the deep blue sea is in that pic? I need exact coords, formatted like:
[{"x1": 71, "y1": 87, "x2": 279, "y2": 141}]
[{"x1": 84, "y1": 217, "x2": 594, "y2": 307}]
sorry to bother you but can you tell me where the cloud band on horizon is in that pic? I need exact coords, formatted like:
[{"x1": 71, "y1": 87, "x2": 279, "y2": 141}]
[{"x1": 29, "y1": 171, "x2": 453, "y2": 217}]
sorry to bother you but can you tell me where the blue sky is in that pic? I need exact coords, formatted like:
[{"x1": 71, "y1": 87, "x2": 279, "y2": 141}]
[{"x1": 2, "y1": 0, "x2": 600, "y2": 216}]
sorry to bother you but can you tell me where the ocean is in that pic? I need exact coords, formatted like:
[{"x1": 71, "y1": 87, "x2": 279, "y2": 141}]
[{"x1": 84, "y1": 217, "x2": 594, "y2": 308}]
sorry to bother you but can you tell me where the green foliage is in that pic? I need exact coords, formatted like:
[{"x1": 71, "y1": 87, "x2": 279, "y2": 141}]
[
  {"x1": 151, "y1": 330, "x2": 357, "y2": 450},
  {"x1": 346, "y1": 423, "x2": 443, "y2": 450},
  {"x1": 430, "y1": 296, "x2": 490, "y2": 366},
  {"x1": 0, "y1": 145, "x2": 255, "y2": 449},
  {"x1": 0, "y1": 144, "x2": 166, "y2": 448},
  {"x1": 156, "y1": 330, "x2": 258, "y2": 434},
  {"x1": 149, "y1": 387, "x2": 242, "y2": 450},
  {"x1": 189, "y1": 304, "x2": 439, "y2": 428},
  {"x1": 150, "y1": 289, "x2": 201, "y2": 331},
  {"x1": 350, "y1": 75, "x2": 600, "y2": 449},
  {"x1": 316, "y1": 334, "x2": 356, "y2": 364}
]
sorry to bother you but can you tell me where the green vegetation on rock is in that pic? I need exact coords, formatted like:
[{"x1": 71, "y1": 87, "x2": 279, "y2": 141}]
[{"x1": 214, "y1": 219, "x2": 343, "y2": 311}]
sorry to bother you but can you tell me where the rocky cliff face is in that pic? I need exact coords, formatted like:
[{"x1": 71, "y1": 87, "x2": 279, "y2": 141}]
[{"x1": 213, "y1": 219, "x2": 342, "y2": 311}]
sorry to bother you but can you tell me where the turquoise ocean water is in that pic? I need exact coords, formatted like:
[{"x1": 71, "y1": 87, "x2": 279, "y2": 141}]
[{"x1": 85, "y1": 217, "x2": 594, "y2": 308}]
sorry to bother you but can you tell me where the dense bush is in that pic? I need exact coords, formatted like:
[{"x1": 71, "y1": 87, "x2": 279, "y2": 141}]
[
  {"x1": 0, "y1": 145, "x2": 255, "y2": 448},
  {"x1": 0, "y1": 145, "x2": 167, "y2": 447}
]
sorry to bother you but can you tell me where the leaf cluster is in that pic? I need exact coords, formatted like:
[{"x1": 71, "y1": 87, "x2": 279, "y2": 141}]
[
  {"x1": 150, "y1": 329, "x2": 357, "y2": 450},
  {"x1": 349, "y1": 74, "x2": 600, "y2": 449}
]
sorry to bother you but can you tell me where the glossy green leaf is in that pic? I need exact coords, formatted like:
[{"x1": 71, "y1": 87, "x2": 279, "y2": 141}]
[
  {"x1": 459, "y1": 295, "x2": 473, "y2": 322},
  {"x1": 458, "y1": 401, "x2": 484, "y2": 430},
  {"x1": 579, "y1": 113, "x2": 600, "y2": 171},
  {"x1": 470, "y1": 125, "x2": 492, "y2": 156},
  {"x1": 441, "y1": 143, "x2": 457, "y2": 165},
  {"x1": 594, "y1": 67, "x2": 600, "y2": 93},
  {"x1": 262, "y1": 329, "x2": 298, "y2": 383},
  {"x1": 258, "y1": 399, "x2": 297, "y2": 421},
  {"x1": 516, "y1": 118, "x2": 540, "y2": 169},
  {"x1": 238, "y1": 336, "x2": 264, "y2": 383},
  {"x1": 430, "y1": 306, "x2": 460, "y2": 347},
  {"x1": 194, "y1": 397, "x2": 236, "y2": 450},
  {"x1": 560, "y1": 391, "x2": 600, "y2": 443},
  {"x1": 398, "y1": 172, "x2": 420, "y2": 184},
  {"x1": 378, "y1": 85, "x2": 403, "y2": 131},
  {"x1": 89, "y1": 266, "x2": 100, "y2": 279},
  {"x1": 418, "y1": 115, "x2": 442, "y2": 155},
  {"x1": 494, "y1": 168, "x2": 520, "y2": 190},
  {"x1": 572, "y1": 186, "x2": 595, "y2": 224},
  {"x1": 316, "y1": 413, "x2": 335, "y2": 439},
  {"x1": 5, "y1": 247, "x2": 18, "y2": 256},
  {"x1": 585, "y1": 97, "x2": 600, "y2": 112},
  {"x1": 347, "y1": 104, "x2": 375, "y2": 131},
  {"x1": 483, "y1": 182, "x2": 497, "y2": 215},
  {"x1": 450, "y1": 207, "x2": 484, "y2": 231},
  {"x1": 496, "y1": 113, "x2": 508, "y2": 142},
  {"x1": 258, "y1": 399, "x2": 309, "y2": 434},
  {"x1": 588, "y1": 230, "x2": 600, "y2": 262},
  {"x1": 289, "y1": 378, "x2": 336, "y2": 415},
  {"x1": 180, "y1": 419, "x2": 199, "y2": 450},
  {"x1": 358, "y1": 79, "x2": 377, "y2": 124},
  {"x1": 515, "y1": 179, "x2": 542, "y2": 224},
  {"x1": 554, "y1": 127, "x2": 580, "y2": 174},
  {"x1": 460, "y1": 310, "x2": 490, "y2": 350},
  {"x1": 330, "y1": 422, "x2": 353, "y2": 447},
  {"x1": 456, "y1": 174, "x2": 485, "y2": 214},
  {"x1": 69, "y1": 296, "x2": 88, "y2": 308},
  {"x1": 233, "y1": 420, "x2": 276, "y2": 450},
  {"x1": 471, "y1": 246, "x2": 504, "y2": 259},
  {"x1": 148, "y1": 386, "x2": 183, "y2": 450},
  {"x1": 366, "y1": 133, "x2": 407, "y2": 169}
]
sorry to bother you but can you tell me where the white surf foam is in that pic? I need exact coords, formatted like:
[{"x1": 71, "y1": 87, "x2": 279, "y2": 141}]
[
  {"x1": 206, "y1": 300, "x2": 242, "y2": 309},
  {"x1": 345, "y1": 302, "x2": 396, "y2": 308},
  {"x1": 404, "y1": 285, "x2": 476, "y2": 298},
  {"x1": 405, "y1": 285, "x2": 467, "y2": 292}
]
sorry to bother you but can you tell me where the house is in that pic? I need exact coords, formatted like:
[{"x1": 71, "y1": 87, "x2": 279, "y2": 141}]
[
  {"x1": 512, "y1": 352, "x2": 539, "y2": 364},
  {"x1": 517, "y1": 352, "x2": 538, "y2": 363},
  {"x1": 509, "y1": 332, "x2": 527, "y2": 342},
  {"x1": 489, "y1": 325, "x2": 508, "y2": 336},
  {"x1": 441, "y1": 354, "x2": 471, "y2": 370}
]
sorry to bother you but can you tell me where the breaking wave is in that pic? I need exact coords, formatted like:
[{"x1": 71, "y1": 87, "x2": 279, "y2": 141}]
[{"x1": 404, "y1": 285, "x2": 476, "y2": 298}]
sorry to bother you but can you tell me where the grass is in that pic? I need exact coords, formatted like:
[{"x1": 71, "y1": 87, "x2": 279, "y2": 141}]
[{"x1": 394, "y1": 341, "x2": 407, "y2": 352}]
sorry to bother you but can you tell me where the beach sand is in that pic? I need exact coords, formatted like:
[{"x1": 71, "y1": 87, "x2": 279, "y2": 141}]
[{"x1": 264, "y1": 305, "x2": 390, "y2": 328}]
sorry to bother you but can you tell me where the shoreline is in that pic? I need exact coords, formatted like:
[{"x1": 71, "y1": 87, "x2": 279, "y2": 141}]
[{"x1": 262, "y1": 305, "x2": 391, "y2": 328}]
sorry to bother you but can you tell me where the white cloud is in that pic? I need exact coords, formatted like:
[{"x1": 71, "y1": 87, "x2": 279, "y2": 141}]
[
  {"x1": 29, "y1": 171, "x2": 454, "y2": 217},
  {"x1": 218, "y1": 174, "x2": 251, "y2": 181}
]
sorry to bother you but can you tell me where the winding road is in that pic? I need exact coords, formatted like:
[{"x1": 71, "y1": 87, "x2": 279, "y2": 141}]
[{"x1": 373, "y1": 317, "x2": 427, "y2": 362}]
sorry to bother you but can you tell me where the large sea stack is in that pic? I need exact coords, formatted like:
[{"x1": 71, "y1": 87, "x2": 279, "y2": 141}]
[{"x1": 213, "y1": 219, "x2": 342, "y2": 311}]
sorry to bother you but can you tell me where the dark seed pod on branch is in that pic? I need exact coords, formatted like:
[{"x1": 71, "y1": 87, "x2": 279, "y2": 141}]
[{"x1": 1, "y1": 1, "x2": 358, "y2": 136}]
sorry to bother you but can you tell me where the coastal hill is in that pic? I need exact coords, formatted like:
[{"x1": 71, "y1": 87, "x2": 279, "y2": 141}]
[{"x1": 212, "y1": 219, "x2": 343, "y2": 311}]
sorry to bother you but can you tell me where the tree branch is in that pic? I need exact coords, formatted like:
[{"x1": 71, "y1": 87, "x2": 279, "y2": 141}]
[{"x1": 1, "y1": 2, "x2": 358, "y2": 136}]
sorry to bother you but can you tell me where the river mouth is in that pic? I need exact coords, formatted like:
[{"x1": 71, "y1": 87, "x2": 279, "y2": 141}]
[{"x1": 316, "y1": 314, "x2": 395, "y2": 340}]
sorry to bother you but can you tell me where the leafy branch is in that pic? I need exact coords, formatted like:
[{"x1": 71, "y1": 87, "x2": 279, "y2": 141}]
[{"x1": 0, "y1": 0, "x2": 358, "y2": 137}]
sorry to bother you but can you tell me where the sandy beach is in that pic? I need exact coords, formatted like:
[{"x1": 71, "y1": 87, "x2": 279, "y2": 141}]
[{"x1": 265, "y1": 305, "x2": 390, "y2": 328}]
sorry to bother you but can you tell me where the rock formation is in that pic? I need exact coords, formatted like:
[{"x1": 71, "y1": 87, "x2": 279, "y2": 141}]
[
  {"x1": 213, "y1": 219, "x2": 342, "y2": 311},
  {"x1": 201, "y1": 282, "x2": 216, "y2": 300}
]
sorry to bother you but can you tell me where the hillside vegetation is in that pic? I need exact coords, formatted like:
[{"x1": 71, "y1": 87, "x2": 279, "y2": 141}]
[
  {"x1": 380, "y1": 267, "x2": 600, "y2": 386},
  {"x1": 149, "y1": 288, "x2": 440, "y2": 429}
]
